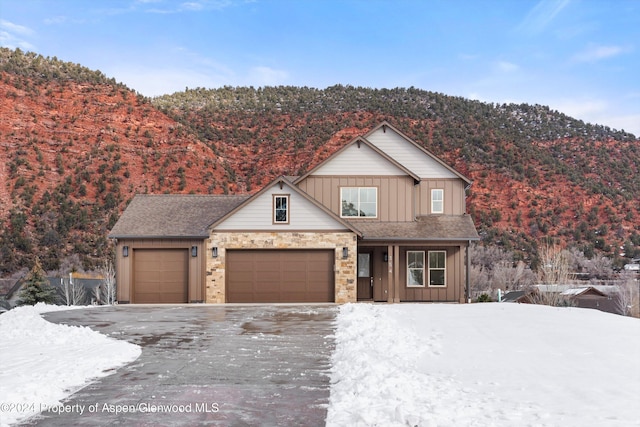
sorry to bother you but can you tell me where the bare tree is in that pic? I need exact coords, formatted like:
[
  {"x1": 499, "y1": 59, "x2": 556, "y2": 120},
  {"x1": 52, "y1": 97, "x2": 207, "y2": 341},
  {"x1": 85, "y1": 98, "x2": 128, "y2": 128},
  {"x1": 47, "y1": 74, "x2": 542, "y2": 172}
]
[
  {"x1": 100, "y1": 260, "x2": 117, "y2": 305},
  {"x1": 470, "y1": 265, "x2": 491, "y2": 300},
  {"x1": 59, "y1": 273, "x2": 87, "y2": 306},
  {"x1": 493, "y1": 260, "x2": 536, "y2": 291},
  {"x1": 616, "y1": 272, "x2": 639, "y2": 317},
  {"x1": 537, "y1": 241, "x2": 571, "y2": 285}
]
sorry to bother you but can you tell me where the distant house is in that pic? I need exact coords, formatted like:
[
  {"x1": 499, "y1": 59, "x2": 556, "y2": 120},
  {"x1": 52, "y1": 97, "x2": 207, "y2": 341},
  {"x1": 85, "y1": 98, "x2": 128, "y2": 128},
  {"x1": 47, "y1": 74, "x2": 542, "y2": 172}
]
[
  {"x1": 109, "y1": 121, "x2": 479, "y2": 304},
  {"x1": 503, "y1": 285, "x2": 619, "y2": 315}
]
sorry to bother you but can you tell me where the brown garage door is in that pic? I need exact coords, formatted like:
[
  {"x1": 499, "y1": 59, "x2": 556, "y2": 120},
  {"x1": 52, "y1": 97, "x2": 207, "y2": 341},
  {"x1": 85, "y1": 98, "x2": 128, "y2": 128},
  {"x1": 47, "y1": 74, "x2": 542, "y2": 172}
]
[
  {"x1": 133, "y1": 249, "x2": 188, "y2": 303},
  {"x1": 226, "y1": 250, "x2": 334, "y2": 303}
]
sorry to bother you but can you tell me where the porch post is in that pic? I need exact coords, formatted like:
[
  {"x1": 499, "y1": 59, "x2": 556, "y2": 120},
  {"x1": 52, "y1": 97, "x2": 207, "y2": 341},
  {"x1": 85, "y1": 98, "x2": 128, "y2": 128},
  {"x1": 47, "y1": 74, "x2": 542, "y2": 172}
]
[
  {"x1": 387, "y1": 244, "x2": 394, "y2": 303},
  {"x1": 466, "y1": 240, "x2": 471, "y2": 303},
  {"x1": 393, "y1": 245, "x2": 401, "y2": 302}
]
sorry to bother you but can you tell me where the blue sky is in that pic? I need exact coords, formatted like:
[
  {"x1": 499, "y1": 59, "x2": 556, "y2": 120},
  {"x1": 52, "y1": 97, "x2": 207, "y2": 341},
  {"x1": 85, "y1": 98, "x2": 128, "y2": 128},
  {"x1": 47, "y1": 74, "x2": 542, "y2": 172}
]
[{"x1": 1, "y1": 0, "x2": 639, "y2": 136}]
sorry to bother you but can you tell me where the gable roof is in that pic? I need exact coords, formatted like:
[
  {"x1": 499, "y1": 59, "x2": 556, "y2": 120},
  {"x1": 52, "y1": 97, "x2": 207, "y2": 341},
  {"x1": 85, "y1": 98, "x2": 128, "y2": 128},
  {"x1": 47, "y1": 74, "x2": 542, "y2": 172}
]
[
  {"x1": 294, "y1": 136, "x2": 420, "y2": 183},
  {"x1": 108, "y1": 194, "x2": 249, "y2": 239},
  {"x1": 210, "y1": 176, "x2": 362, "y2": 236},
  {"x1": 364, "y1": 121, "x2": 472, "y2": 185}
]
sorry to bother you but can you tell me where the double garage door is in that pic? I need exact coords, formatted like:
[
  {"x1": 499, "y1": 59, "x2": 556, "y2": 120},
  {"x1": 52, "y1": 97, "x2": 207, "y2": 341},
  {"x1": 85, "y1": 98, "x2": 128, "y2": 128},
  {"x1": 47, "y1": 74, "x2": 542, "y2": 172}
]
[{"x1": 226, "y1": 250, "x2": 335, "y2": 303}]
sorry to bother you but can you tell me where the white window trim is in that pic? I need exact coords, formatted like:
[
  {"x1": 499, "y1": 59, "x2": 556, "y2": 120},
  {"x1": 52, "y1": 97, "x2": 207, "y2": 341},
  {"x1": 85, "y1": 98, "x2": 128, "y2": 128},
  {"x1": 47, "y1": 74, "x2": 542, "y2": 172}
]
[
  {"x1": 340, "y1": 187, "x2": 378, "y2": 218},
  {"x1": 431, "y1": 189, "x2": 444, "y2": 214},
  {"x1": 428, "y1": 250, "x2": 447, "y2": 287},
  {"x1": 273, "y1": 194, "x2": 290, "y2": 224},
  {"x1": 406, "y1": 250, "x2": 425, "y2": 288}
]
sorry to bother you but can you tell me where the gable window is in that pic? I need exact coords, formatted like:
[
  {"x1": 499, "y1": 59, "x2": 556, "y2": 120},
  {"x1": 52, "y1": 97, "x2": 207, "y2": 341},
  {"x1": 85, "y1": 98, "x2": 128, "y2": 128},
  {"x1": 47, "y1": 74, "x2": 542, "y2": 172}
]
[
  {"x1": 407, "y1": 251, "x2": 425, "y2": 287},
  {"x1": 428, "y1": 251, "x2": 446, "y2": 287},
  {"x1": 341, "y1": 187, "x2": 377, "y2": 218},
  {"x1": 273, "y1": 195, "x2": 289, "y2": 224},
  {"x1": 431, "y1": 189, "x2": 444, "y2": 214}
]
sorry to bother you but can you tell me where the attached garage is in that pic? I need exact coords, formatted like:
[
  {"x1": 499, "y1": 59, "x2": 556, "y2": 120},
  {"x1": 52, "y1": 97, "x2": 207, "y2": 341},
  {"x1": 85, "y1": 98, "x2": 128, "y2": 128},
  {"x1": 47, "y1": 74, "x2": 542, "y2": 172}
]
[
  {"x1": 133, "y1": 249, "x2": 188, "y2": 303},
  {"x1": 226, "y1": 250, "x2": 335, "y2": 303}
]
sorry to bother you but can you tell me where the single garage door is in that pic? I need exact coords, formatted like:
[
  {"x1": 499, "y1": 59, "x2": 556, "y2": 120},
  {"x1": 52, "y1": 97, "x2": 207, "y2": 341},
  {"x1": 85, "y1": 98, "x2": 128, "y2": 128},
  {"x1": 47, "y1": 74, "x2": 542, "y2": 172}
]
[
  {"x1": 133, "y1": 249, "x2": 188, "y2": 303},
  {"x1": 226, "y1": 250, "x2": 334, "y2": 303}
]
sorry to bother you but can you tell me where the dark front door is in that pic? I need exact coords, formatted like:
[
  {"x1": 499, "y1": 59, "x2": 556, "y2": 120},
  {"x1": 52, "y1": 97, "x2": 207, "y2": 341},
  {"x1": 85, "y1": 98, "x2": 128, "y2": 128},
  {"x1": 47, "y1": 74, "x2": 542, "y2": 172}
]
[{"x1": 357, "y1": 251, "x2": 373, "y2": 300}]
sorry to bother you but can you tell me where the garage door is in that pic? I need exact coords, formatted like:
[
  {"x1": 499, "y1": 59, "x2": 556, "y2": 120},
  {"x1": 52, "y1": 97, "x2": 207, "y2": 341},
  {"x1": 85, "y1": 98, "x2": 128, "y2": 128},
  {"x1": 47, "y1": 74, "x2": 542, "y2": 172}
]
[
  {"x1": 133, "y1": 249, "x2": 188, "y2": 303},
  {"x1": 226, "y1": 250, "x2": 334, "y2": 303}
]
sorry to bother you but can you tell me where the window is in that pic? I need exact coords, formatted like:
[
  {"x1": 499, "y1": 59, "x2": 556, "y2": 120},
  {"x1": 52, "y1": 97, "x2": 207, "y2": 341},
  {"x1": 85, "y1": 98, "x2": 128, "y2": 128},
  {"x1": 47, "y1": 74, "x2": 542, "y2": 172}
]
[
  {"x1": 431, "y1": 189, "x2": 444, "y2": 214},
  {"x1": 273, "y1": 195, "x2": 289, "y2": 224},
  {"x1": 341, "y1": 187, "x2": 377, "y2": 218},
  {"x1": 407, "y1": 251, "x2": 425, "y2": 287},
  {"x1": 428, "y1": 251, "x2": 446, "y2": 287}
]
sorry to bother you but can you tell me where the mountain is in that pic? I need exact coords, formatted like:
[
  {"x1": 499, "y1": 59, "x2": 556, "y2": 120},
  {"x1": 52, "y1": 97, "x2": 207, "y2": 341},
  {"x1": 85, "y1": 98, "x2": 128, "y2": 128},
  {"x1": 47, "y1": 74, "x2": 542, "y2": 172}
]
[{"x1": 1, "y1": 48, "x2": 639, "y2": 275}]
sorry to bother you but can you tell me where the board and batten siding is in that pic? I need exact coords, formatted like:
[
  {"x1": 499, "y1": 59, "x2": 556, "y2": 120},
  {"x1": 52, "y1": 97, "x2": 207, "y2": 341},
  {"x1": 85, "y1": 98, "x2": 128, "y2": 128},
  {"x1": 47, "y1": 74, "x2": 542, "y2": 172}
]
[
  {"x1": 416, "y1": 179, "x2": 467, "y2": 215},
  {"x1": 114, "y1": 238, "x2": 206, "y2": 303},
  {"x1": 297, "y1": 176, "x2": 415, "y2": 222},
  {"x1": 311, "y1": 143, "x2": 407, "y2": 176},
  {"x1": 215, "y1": 183, "x2": 348, "y2": 231},
  {"x1": 399, "y1": 245, "x2": 465, "y2": 303},
  {"x1": 366, "y1": 128, "x2": 458, "y2": 180}
]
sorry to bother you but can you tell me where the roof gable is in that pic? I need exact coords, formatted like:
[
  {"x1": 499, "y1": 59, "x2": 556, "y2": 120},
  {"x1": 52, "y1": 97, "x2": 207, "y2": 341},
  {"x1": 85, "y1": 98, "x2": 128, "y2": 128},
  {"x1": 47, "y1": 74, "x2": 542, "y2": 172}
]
[
  {"x1": 298, "y1": 137, "x2": 419, "y2": 180},
  {"x1": 212, "y1": 177, "x2": 361, "y2": 234},
  {"x1": 364, "y1": 122, "x2": 471, "y2": 184}
]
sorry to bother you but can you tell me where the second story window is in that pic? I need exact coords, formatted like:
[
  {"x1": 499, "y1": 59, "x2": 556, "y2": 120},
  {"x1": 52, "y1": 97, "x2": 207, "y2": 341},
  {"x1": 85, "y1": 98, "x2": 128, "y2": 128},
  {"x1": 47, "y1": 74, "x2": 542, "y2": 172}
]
[
  {"x1": 273, "y1": 195, "x2": 289, "y2": 224},
  {"x1": 431, "y1": 189, "x2": 444, "y2": 214},
  {"x1": 341, "y1": 187, "x2": 377, "y2": 218}
]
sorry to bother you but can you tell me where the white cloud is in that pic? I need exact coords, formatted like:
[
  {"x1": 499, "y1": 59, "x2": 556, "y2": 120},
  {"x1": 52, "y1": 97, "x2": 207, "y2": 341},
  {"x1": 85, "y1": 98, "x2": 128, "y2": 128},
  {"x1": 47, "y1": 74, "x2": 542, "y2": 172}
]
[
  {"x1": 572, "y1": 44, "x2": 629, "y2": 62},
  {"x1": 247, "y1": 66, "x2": 289, "y2": 86},
  {"x1": 496, "y1": 61, "x2": 519, "y2": 73},
  {"x1": 549, "y1": 98, "x2": 640, "y2": 136},
  {"x1": 517, "y1": 0, "x2": 570, "y2": 35},
  {"x1": 0, "y1": 20, "x2": 36, "y2": 50},
  {"x1": 0, "y1": 19, "x2": 34, "y2": 36}
]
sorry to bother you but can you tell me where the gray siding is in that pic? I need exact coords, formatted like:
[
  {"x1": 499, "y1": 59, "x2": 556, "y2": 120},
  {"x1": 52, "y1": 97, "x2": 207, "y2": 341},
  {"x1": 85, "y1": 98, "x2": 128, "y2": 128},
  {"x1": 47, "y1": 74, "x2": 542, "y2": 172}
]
[
  {"x1": 215, "y1": 182, "x2": 347, "y2": 231},
  {"x1": 366, "y1": 127, "x2": 459, "y2": 179}
]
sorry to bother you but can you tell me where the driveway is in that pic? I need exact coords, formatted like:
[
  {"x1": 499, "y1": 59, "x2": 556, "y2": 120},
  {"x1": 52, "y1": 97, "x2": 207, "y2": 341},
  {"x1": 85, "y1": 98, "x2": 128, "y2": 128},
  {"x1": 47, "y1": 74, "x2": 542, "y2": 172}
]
[{"x1": 22, "y1": 305, "x2": 337, "y2": 426}]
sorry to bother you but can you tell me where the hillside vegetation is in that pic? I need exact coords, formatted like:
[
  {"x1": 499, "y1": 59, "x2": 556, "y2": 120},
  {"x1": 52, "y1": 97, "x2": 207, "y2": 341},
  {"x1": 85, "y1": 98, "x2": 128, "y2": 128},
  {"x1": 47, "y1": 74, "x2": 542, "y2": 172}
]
[{"x1": 1, "y1": 48, "x2": 639, "y2": 275}]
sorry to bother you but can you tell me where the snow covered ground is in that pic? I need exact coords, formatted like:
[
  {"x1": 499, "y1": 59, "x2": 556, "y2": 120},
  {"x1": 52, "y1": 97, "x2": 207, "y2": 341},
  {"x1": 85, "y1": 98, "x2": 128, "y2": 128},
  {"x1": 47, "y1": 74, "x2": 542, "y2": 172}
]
[
  {"x1": 327, "y1": 303, "x2": 640, "y2": 427},
  {"x1": 0, "y1": 304, "x2": 141, "y2": 427},
  {"x1": 1, "y1": 303, "x2": 638, "y2": 427}
]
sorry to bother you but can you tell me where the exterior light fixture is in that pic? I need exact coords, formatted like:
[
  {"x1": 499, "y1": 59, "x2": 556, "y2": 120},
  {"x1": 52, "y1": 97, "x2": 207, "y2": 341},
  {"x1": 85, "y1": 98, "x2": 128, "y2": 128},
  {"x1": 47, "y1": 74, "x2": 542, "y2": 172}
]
[
  {"x1": 342, "y1": 247, "x2": 349, "y2": 259},
  {"x1": 383, "y1": 252, "x2": 389, "y2": 262},
  {"x1": 191, "y1": 246, "x2": 198, "y2": 257},
  {"x1": 212, "y1": 247, "x2": 218, "y2": 258},
  {"x1": 122, "y1": 246, "x2": 129, "y2": 257}
]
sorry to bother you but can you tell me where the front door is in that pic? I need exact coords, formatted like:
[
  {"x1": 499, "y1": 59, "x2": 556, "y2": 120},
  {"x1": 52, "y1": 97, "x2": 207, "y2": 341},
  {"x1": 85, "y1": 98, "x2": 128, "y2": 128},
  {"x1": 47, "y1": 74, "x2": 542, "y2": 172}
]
[{"x1": 357, "y1": 251, "x2": 373, "y2": 300}]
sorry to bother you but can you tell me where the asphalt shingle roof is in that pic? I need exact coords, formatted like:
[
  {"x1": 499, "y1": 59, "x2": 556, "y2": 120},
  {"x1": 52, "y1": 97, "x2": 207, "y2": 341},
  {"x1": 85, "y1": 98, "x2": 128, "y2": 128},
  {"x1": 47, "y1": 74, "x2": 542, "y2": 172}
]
[
  {"x1": 108, "y1": 194, "x2": 249, "y2": 238},
  {"x1": 354, "y1": 215, "x2": 479, "y2": 241}
]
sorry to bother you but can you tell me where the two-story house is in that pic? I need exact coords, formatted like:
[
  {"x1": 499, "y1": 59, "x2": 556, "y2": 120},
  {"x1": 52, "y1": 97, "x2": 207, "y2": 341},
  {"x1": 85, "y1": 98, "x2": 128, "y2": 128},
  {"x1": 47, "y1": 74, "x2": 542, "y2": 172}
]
[{"x1": 109, "y1": 122, "x2": 479, "y2": 304}]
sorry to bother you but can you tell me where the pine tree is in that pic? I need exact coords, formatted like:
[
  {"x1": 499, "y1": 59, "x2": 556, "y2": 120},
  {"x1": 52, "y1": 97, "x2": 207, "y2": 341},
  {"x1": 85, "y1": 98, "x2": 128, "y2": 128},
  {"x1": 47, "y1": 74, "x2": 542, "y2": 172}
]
[{"x1": 17, "y1": 258, "x2": 58, "y2": 306}]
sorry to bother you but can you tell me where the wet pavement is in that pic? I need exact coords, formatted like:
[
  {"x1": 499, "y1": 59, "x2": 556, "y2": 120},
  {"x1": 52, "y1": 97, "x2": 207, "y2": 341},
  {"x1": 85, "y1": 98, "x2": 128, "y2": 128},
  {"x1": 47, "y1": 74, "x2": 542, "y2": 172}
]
[{"x1": 21, "y1": 305, "x2": 337, "y2": 427}]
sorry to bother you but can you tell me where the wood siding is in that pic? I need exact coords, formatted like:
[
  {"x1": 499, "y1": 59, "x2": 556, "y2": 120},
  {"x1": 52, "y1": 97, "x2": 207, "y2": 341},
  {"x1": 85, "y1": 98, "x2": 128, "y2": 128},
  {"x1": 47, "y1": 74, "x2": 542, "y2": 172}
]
[
  {"x1": 365, "y1": 128, "x2": 459, "y2": 179},
  {"x1": 115, "y1": 239, "x2": 205, "y2": 303},
  {"x1": 215, "y1": 182, "x2": 347, "y2": 231},
  {"x1": 416, "y1": 179, "x2": 467, "y2": 215},
  {"x1": 311, "y1": 143, "x2": 406, "y2": 176},
  {"x1": 398, "y1": 246, "x2": 464, "y2": 302},
  {"x1": 297, "y1": 176, "x2": 415, "y2": 222}
]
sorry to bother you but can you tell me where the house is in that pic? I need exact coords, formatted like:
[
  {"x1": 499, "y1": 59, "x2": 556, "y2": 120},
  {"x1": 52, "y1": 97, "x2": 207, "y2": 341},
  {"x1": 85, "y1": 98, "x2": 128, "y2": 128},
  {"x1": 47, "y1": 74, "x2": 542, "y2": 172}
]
[
  {"x1": 108, "y1": 122, "x2": 479, "y2": 304},
  {"x1": 503, "y1": 285, "x2": 619, "y2": 314}
]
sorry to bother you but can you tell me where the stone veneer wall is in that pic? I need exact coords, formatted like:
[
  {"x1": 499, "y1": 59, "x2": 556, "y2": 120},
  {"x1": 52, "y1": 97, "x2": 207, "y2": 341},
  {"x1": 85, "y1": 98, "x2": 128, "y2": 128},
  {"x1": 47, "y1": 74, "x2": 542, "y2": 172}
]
[{"x1": 205, "y1": 231, "x2": 358, "y2": 303}]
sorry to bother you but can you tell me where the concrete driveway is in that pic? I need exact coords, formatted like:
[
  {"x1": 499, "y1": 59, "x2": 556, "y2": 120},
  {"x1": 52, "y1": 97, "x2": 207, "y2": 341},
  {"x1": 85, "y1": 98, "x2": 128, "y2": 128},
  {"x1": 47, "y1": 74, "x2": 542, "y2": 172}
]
[{"x1": 22, "y1": 305, "x2": 337, "y2": 426}]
